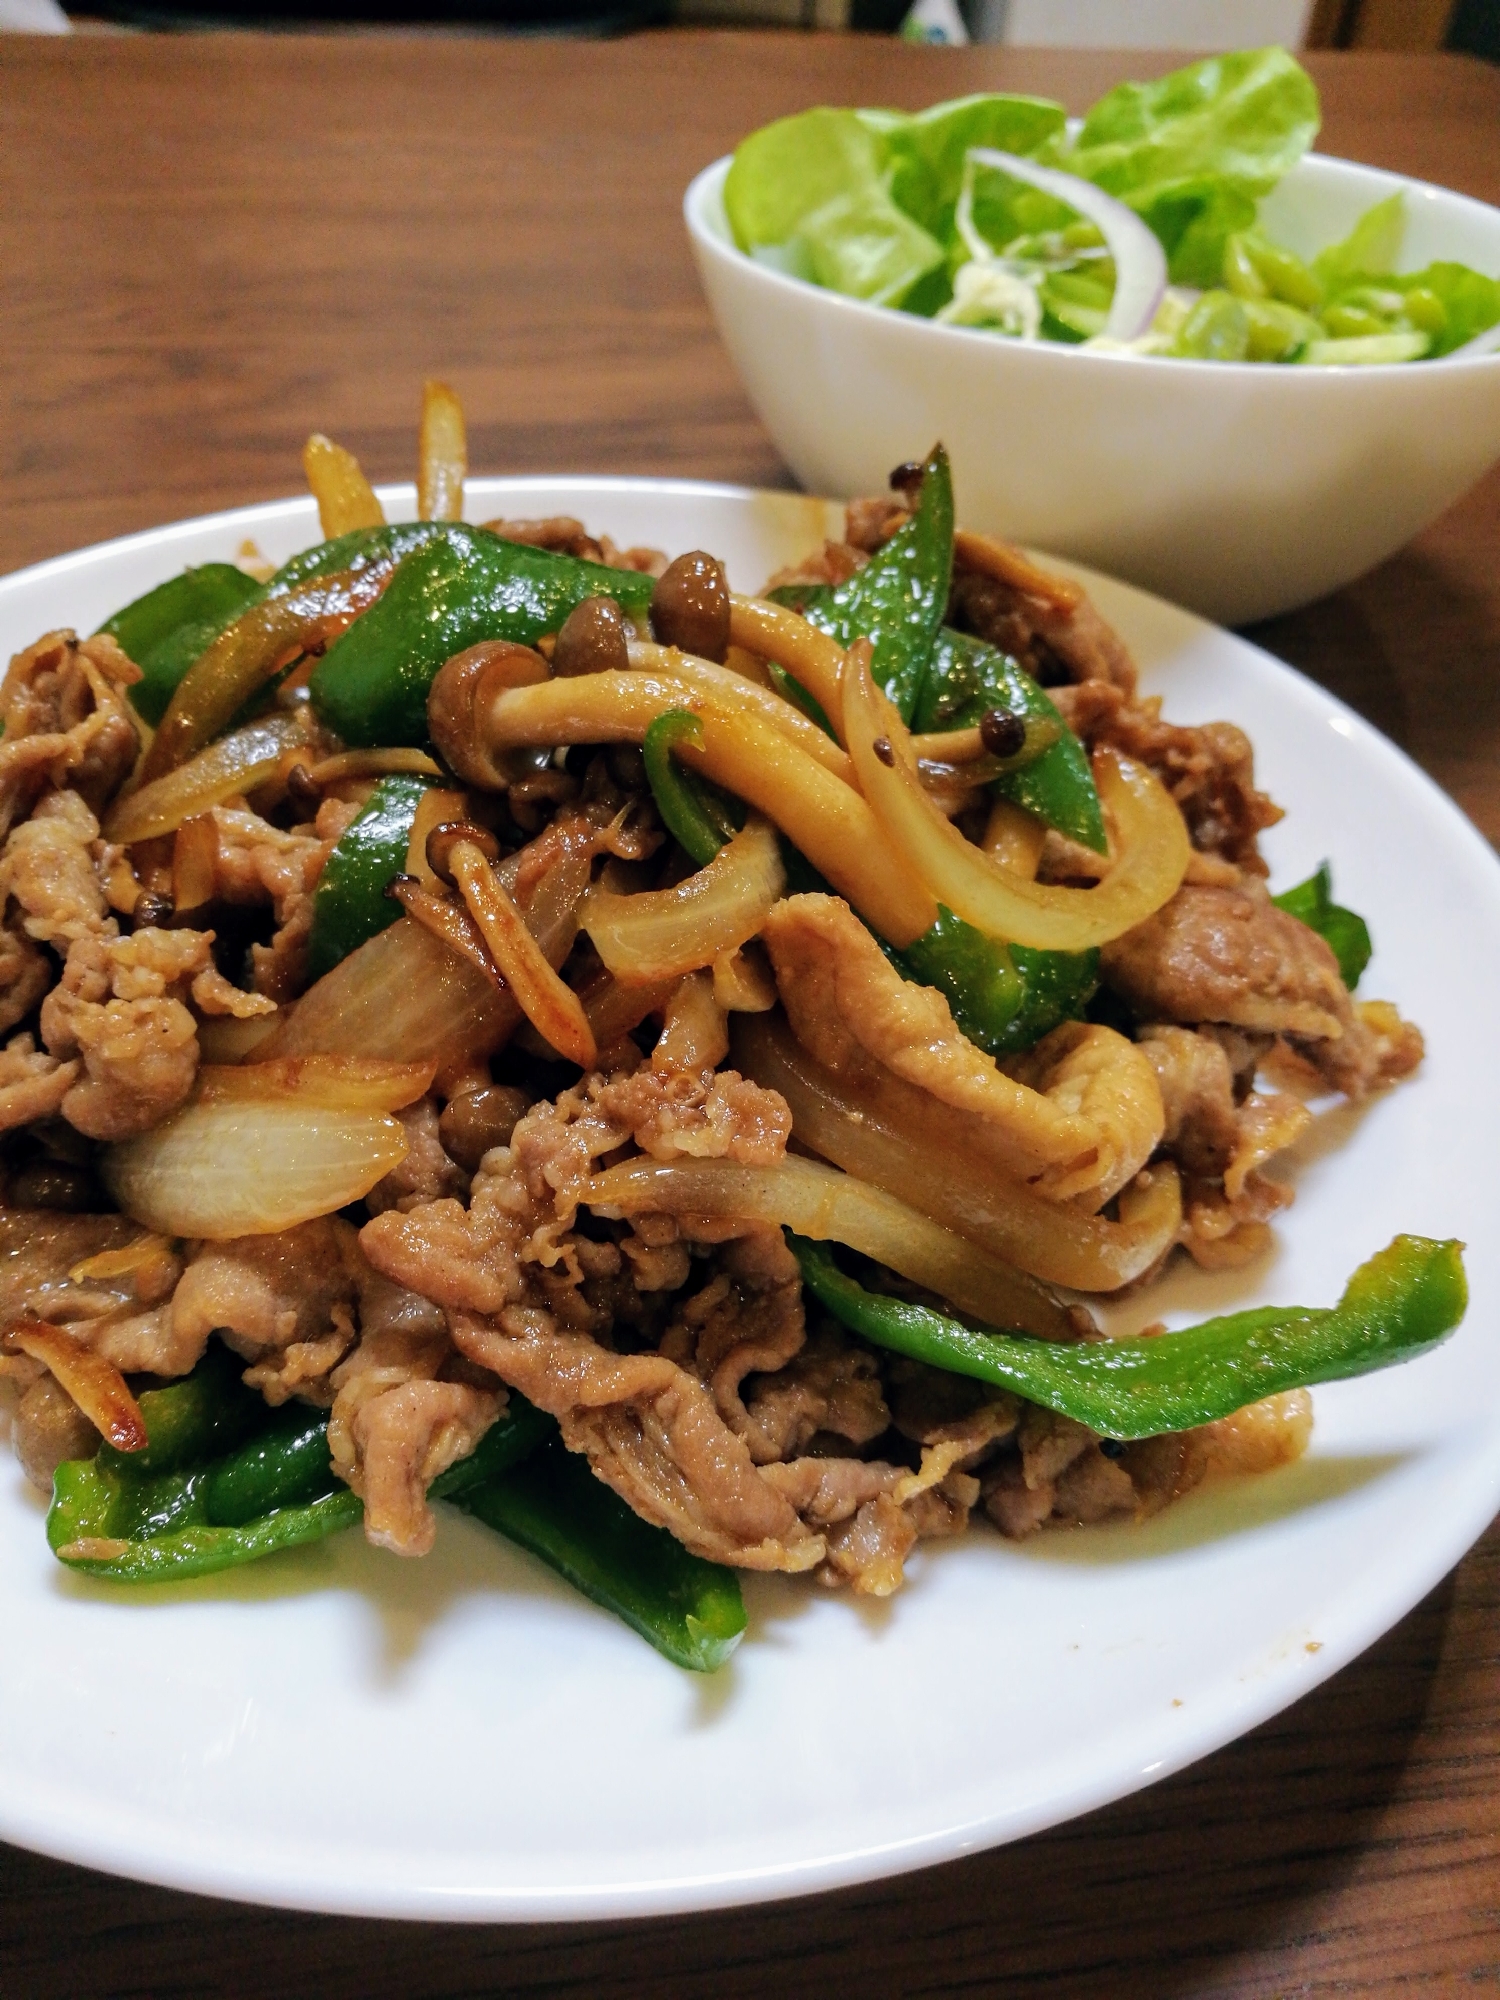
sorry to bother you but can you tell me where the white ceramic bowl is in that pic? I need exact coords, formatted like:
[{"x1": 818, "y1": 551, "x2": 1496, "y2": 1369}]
[{"x1": 686, "y1": 151, "x2": 1500, "y2": 625}]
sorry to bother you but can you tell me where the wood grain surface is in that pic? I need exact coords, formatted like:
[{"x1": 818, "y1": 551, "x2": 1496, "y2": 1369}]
[{"x1": 1, "y1": 31, "x2": 1498, "y2": 1997}]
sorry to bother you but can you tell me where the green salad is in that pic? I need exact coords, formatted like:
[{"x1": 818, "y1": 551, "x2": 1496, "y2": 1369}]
[{"x1": 723, "y1": 47, "x2": 1500, "y2": 366}]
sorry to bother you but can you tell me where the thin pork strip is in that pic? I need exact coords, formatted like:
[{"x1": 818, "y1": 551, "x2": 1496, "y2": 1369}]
[
  {"x1": 762, "y1": 893, "x2": 1163, "y2": 1205},
  {"x1": 450, "y1": 1307, "x2": 826, "y2": 1574}
]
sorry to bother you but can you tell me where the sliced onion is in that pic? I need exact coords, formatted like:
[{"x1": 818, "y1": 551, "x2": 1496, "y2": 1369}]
[
  {"x1": 967, "y1": 146, "x2": 1167, "y2": 342},
  {"x1": 480, "y1": 671, "x2": 937, "y2": 947},
  {"x1": 303, "y1": 432, "x2": 386, "y2": 538},
  {"x1": 418, "y1": 378, "x2": 466, "y2": 522},
  {"x1": 197, "y1": 1011, "x2": 281, "y2": 1066},
  {"x1": 104, "y1": 1095, "x2": 410, "y2": 1239},
  {"x1": 734, "y1": 1011, "x2": 1181, "y2": 1292},
  {"x1": 842, "y1": 640, "x2": 1188, "y2": 950},
  {"x1": 106, "y1": 711, "x2": 318, "y2": 843},
  {"x1": 263, "y1": 852, "x2": 588, "y2": 1070},
  {"x1": 580, "y1": 970, "x2": 678, "y2": 1049},
  {"x1": 196, "y1": 1055, "x2": 435, "y2": 1111},
  {"x1": 138, "y1": 563, "x2": 392, "y2": 785},
  {"x1": 263, "y1": 916, "x2": 512, "y2": 1070},
  {"x1": 581, "y1": 815, "x2": 785, "y2": 984},
  {"x1": 583, "y1": 1153, "x2": 1078, "y2": 1343},
  {"x1": 2, "y1": 1318, "x2": 148, "y2": 1451}
]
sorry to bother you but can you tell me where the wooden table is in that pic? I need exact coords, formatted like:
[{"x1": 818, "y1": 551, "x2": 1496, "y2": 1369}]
[{"x1": 2, "y1": 29, "x2": 1498, "y2": 1998}]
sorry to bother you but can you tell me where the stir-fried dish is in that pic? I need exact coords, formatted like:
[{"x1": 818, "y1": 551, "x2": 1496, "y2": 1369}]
[
  {"x1": 725, "y1": 48, "x2": 1500, "y2": 365},
  {"x1": 0, "y1": 385, "x2": 1465, "y2": 1671}
]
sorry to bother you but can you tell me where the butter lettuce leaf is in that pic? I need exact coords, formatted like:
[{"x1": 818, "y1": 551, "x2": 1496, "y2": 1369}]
[
  {"x1": 1052, "y1": 47, "x2": 1321, "y2": 284},
  {"x1": 724, "y1": 107, "x2": 944, "y2": 308},
  {"x1": 859, "y1": 94, "x2": 1067, "y2": 245},
  {"x1": 1312, "y1": 189, "x2": 1406, "y2": 290}
]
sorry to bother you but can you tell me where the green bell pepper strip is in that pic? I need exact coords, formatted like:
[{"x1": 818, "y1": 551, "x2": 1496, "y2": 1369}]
[
  {"x1": 913, "y1": 627, "x2": 1106, "y2": 853},
  {"x1": 791, "y1": 1234, "x2": 1467, "y2": 1440},
  {"x1": 891, "y1": 905, "x2": 1098, "y2": 1059},
  {"x1": 97, "y1": 563, "x2": 265, "y2": 727},
  {"x1": 47, "y1": 1365, "x2": 555, "y2": 1584},
  {"x1": 266, "y1": 520, "x2": 451, "y2": 596},
  {"x1": 774, "y1": 444, "x2": 954, "y2": 724},
  {"x1": 1272, "y1": 862, "x2": 1371, "y2": 991},
  {"x1": 642, "y1": 709, "x2": 742, "y2": 866},
  {"x1": 309, "y1": 525, "x2": 656, "y2": 746},
  {"x1": 305, "y1": 772, "x2": 432, "y2": 983},
  {"x1": 99, "y1": 1341, "x2": 267, "y2": 1478},
  {"x1": 453, "y1": 1436, "x2": 746, "y2": 1674}
]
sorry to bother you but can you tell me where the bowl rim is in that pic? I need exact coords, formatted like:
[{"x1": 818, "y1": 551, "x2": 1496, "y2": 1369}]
[{"x1": 684, "y1": 147, "x2": 1500, "y2": 379}]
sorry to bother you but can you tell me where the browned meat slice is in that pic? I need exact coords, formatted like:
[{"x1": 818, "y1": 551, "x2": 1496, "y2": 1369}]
[
  {"x1": 0, "y1": 917, "x2": 53, "y2": 1036},
  {"x1": 1140, "y1": 1023, "x2": 1311, "y2": 1186},
  {"x1": 984, "y1": 1387, "x2": 1313, "y2": 1539},
  {"x1": 0, "y1": 1035, "x2": 80, "y2": 1133},
  {"x1": 172, "y1": 1217, "x2": 361, "y2": 1363},
  {"x1": 1136, "y1": 1022, "x2": 1312, "y2": 1272},
  {"x1": 738, "y1": 1326, "x2": 890, "y2": 1465},
  {"x1": 1104, "y1": 883, "x2": 1425, "y2": 1103},
  {"x1": 1, "y1": 1208, "x2": 159, "y2": 1326},
  {"x1": 346, "y1": 1378, "x2": 500, "y2": 1557},
  {"x1": 0, "y1": 789, "x2": 114, "y2": 952},
  {"x1": 38, "y1": 926, "x2": 250, "y2": 1140},
  {"x1": 1102, "y1": 884, "x2": 1348, "y2": 1039},
  {"x1": 364, "y1": 1096, "x2": 467, "y2": 1216},
  {"x1": 948, "y1": 535, "x2": 1137, "y2": 693},
  {"x1": 0, "y1": 1207, "x2": 193, "y2": 1374},
  {"x1": 762, "y1": 893, "x2": 1163, "y2": 1205},
  {"x1": 191, "y1": 796, "x2": 360, "y2": 1002},
  {"x1": 360, "y1": 1174, "x2": 529, "y2": 1319},
  {"x1": 659, "y1": 1230, "x2": 808, "y2": 1461},
  {"x1": 452, "y1": 1306, "x2": 827, "y2": 1575},
  {"x1": 0, "y1": 631, "x2": 141, "y2": 840},
  {"x1": 12, "y1": 1373, "x2": 102, "y2": 1491},
  {"x1": 1291, "y1": 998, "x2": 1425, "y2": 1099},
  {"x1": 1052, "y1": 681, "x2": 1281, "y2": 871}
]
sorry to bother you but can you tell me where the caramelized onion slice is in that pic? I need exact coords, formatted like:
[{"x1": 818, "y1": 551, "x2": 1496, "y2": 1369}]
[
  {"x1": 584, "y1": 1154, "x2": 1078, "y2": 1342},
  {"x1": 418, "y1": 378, "x2": 466, "y2": 523},
  {"x1": 139, "y1": 564, "x2": 392, "y2": 785},
  {"x1": 106, "y1": 711, "x2": 318, "y2": 843},
  {"x1": 734, "y1": 1011, "x2": 1181, "y2": 1293},
  {"x1": 842, "y1": 639, "x2": 1189, "y2": 951},
  {"x1": 264, "y1": 850, "x2": 588, "y2": 1074},
  {"x1": 304, "y1": 432, "x2": 386, "y2": 538},
  {"x1": 581, "y1": 815, "x2": 785, "y2": 984},
  {"x1": 104, "y1": 1096, "x2": 410, "y2": 1239},
  {"x1": 479, "y1": 670, "x2": 936, "y2": 947},
  {"x1": 197, "y1": 1055, "x2": 435, "y2": 1112},
  {"x1": 2, "y1": 1319, "x2": 148, "y2": 1453}
]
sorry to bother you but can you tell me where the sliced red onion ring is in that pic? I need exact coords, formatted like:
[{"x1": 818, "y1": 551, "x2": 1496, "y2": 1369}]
[{"x1": 966, "y1": 147, "x2": 1168, "y2": 343}]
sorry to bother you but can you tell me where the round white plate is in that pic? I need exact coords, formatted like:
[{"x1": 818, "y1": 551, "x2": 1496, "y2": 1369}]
[{"x1": 1, "y1": 479, "x2": 1497, "y2": 1922}]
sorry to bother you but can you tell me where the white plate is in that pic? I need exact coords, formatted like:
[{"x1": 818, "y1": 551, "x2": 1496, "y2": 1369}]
[{"x1": 2, "y1": 479, "x2": 1498, "y2": 1922}]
